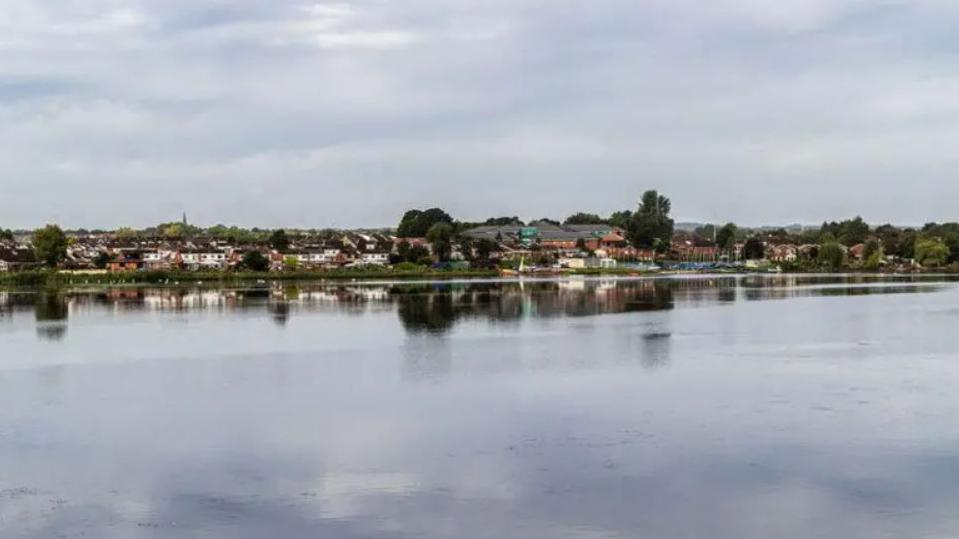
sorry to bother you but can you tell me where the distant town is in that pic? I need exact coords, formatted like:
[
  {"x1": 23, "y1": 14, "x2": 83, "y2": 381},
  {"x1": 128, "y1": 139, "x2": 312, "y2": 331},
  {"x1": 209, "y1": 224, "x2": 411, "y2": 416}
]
[{"x1": 2, "y1": 191, "x2": 958, "y2": 276}]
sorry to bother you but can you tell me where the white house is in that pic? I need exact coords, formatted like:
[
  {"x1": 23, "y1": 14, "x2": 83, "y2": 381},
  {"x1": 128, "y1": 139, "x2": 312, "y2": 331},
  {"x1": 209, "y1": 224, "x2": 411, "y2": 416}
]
[
  {"x1": 359, "y1": 252, "x2": 390, "y2": 265},
  {"x1": 179, "y1": 249, "x2": 228, "y2": 269}
]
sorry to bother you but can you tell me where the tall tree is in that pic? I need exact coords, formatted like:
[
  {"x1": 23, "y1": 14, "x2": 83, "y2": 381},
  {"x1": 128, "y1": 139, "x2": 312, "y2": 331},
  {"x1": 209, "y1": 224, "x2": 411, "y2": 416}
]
[
  {"x1": 742, "y1": 237, "x2": 765, "y2": 260},
  {"x1": 396, "y1": 240, "x2": 412, "y2": 262},
  {"x1": 608, "y1": 211, "x2": 632, "y2": 230},
  {"x1": 476, "y1": 238, "x2": 498, "y2": 260},
  {"x1": 396, "y1": 210, "x2": 423, "y2": 237},
  {"x1": 862, "y1": 238, "x2": 881, "y2": 260},
  {"x1": 863, "y1": 238, "x2": 883, "y2": 270},
  {"x1": 397, "y1": 208, "x2": 453, "y2": 238},
  {"x1": 838, "y1": 216, "x2": 870, "y2": 246},
  {"x1": 426, "y1": 222, "x2": 454, "y2": 261},
  {"x1": 694, "y1": 224, "x2": 716, "y2": 242},
  {"x1": 821, "y1": 217, "x2": 870, "y2": 246},
  {"x1": 269, "y1": 229, "x2": 290, "y2": 251},
  {"x1": 818, "y1": 241, "x2": 846, "y2": 271},
  {"x1": 241, "y1": 251, "x2": 271, "y2": 272},
  {"x1": 627, "y1": 190, "x2": 674, "y2": 252},
  {"x1": 914, "y1": 237, "x2": 949, "y2": 267},
  {"x1": 32, "y1": 224, "x2": 68, "y2": 267},
  {"x1": 716, "y1": 223, "x2": 738, "y2": 253},
  {"x1": 0, "y1": 229, "x2": 14, "y2": 241},
  {"x1": 920, "y1": 222, "x2": 959, "y2": 263}
]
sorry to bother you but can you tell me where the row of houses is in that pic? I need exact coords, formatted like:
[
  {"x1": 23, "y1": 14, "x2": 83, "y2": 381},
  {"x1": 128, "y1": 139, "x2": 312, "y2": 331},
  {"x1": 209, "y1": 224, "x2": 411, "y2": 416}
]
[
  {"x1": 462, "y1": 222, "x2": 657, "y2": 261},
  {"x1": 689, "y1": 242, "x2": 880, "y2": 264},
  {"x1": 102, "y1": 241, "x2": 396, "y2": 272},
  {"x1": 0, "y1": 244, "x2": 38, "y2": 272},
  {"x1": 0, "y1": 231, "x2": 402, "y2": 273},
  {"x1": 0, "y1": 222, "x2": 895, "y2": 273}
]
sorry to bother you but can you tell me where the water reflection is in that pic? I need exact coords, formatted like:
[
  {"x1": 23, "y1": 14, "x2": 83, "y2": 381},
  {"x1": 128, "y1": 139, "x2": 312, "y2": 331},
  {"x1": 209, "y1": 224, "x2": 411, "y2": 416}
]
[
  {"x1": 267, "y1": 299, "x2": 291, "y2": 326},
  {"x1": 640, "y1": 331, "x2": 672, "y2": 369},
  {"x1": 0, "y1": 275, "x2": 952, "y2": 341},
  {"x1": 3, "y1": 275, "x2": 959, "y2": 539},
  {"x1": 34, "y1": 293, "x2": 68, "y2": 341}
]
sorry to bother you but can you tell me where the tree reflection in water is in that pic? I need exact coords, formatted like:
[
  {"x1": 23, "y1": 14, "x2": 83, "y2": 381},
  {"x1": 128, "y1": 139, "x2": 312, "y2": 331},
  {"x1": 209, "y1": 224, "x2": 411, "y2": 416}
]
[
  {"x1": 35, "y1": 292, "x2": 68, "y2": 341},
  {"x1": 640, "y1": 331, "x2": 672, "y2": 369},
  {"x1": 2, "y1": 275, "x2": 949, "y2": 343}
]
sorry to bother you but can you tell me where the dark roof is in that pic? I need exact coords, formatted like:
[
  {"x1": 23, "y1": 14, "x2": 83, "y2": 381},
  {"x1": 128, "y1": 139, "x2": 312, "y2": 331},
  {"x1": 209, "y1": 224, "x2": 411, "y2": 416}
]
[
  {"x1": 0, "y1": 245, "x2": 38, "y2": 264},
  {"x1": 462, "y1": 223, "x2": 614, "y2": 242},
  {"x1": 564, "y1": 224, "x2": 616, "y2": 234}
]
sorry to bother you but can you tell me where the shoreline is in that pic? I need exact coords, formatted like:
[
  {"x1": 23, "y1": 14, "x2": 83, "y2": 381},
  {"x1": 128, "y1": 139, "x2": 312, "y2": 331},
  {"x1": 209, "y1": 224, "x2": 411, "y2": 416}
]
[{"x1": 2, "y1": 267, "x2": 956, "y2": 290}]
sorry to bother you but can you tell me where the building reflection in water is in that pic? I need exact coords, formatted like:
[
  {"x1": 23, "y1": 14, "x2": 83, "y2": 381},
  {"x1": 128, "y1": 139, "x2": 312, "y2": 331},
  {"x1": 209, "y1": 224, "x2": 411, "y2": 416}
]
[{"x1": 1, "y1": 275, "x2": 950, "y2": 343}]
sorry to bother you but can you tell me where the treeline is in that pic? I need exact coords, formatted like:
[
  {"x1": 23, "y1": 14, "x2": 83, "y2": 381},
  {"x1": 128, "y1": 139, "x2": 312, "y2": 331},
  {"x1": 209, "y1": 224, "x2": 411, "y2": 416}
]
[
  {"x1": 678, "y1": 217, "x2": 956, "y2": 270},
  {"x1": 397, "y1": 190, "x2": 676, "y2": 252}
]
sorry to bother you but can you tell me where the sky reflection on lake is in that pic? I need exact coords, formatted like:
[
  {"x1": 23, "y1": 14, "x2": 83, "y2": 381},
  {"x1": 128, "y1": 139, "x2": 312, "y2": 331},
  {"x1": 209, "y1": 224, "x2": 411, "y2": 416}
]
[{"x1": 2, "y1": 275, "x2": 959, "y2": 538}]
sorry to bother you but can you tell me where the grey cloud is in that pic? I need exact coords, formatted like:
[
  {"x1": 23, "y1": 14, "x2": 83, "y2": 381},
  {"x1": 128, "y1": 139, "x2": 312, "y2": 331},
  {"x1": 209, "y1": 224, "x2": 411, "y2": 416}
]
[{"x1": 0, "y1": 0, "x2": 957, "y2": 228}]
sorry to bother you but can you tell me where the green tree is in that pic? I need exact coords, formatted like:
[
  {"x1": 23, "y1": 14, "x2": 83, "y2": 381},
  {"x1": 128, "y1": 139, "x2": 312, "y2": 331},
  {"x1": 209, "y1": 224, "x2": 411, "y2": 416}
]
[
  {"x1": 161, "y1": 223, "x2": 185, "y2": 239},
  {"x1": 0, "y1": 228, "x2": 16, "y2": 241},
  {"x1": 564, "y1": 213, "x2": 606, "y2": 225},
  {"x1": 820, "y1": 217, "x2": 870, "y2": 247},
  {"x1": 839, "y1": 217, "x2": 870, "y2": 246},
  {"x1": 241, "y1": 251, "x2": 271, "y2": 272},
  {"x1": 396, "y1": 240, "x2": 412, "y2": 262},
  {"x1": 533, "y1": 218, "x2": 560, "y2": 226},
  {"x1": 113, "y1": 227, "x2": 137, "y2": 240},
  {"x1": 742, "y1": 237, "x2": 765, "y2": 260},
  {"x1": 484, "y1": 216, "x2": 523, "y2": 226},
  {"x1": 269, "y1": 229, "x2": 290, "y2": 251},
  {"x1": 914, "y1": 237, "x2": 949, "y2": 267},
  {"x1": 862, "y1": 238, "x2": 881, "y2": 260},
  {"x1": 716, "y1": 223, "x2": 738, "y2": 253},
  {"x1": 694, "y1": 224, "x2": 716, "y2": 242},
  {"x1": 920, "y1": 223, "x2": 959, "y2": 263},
  {"x1": 32, "y1": 224, "x2": 69, "y2": 267},
  {"x1": 408, "y1": 244, "x2": 430, "y2": 263},
  {"x1": 608, "y1": 211, "x2": 632, "y2": 229},
  {"x1": 397, "y1": 208, "x2": 453, "y2": 238},
  {"x1": 476, "y1": 238, "x2": 498, "y2": 260},
  {"x1": 458, "y1": 237, "x2": 474, "y2": 260},
  {"x1": 627, "y1": 190, "x2": 674, "y2": 252},
  {"x1": 397, "y1": 210, "x2": 423, "y2": 237},
  {"x1": 818, "y1": 241, "x2": 846, "y2": 271},
  {"x1": 426, "y1": 222, "x2": 454, "y2": 261}
]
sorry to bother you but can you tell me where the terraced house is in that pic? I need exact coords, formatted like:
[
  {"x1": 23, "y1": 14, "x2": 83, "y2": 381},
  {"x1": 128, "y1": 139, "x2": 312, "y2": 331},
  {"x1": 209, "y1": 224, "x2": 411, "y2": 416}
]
[{"x1": 0, "y1": 244, "x2": 39, "y2": 272}]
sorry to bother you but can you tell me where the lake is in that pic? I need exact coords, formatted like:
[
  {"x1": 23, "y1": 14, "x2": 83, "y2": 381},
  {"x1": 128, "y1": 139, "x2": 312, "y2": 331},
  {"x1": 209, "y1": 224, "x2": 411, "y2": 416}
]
[{"x1": 3, "y1": 274, "x2": 959, "y2": 538}]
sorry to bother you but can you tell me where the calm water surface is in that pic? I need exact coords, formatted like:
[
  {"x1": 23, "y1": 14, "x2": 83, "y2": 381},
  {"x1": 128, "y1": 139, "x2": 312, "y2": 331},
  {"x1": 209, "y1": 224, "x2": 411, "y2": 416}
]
[{"x1": 3, "y1": 275, "x2": 959, "y2": 538}]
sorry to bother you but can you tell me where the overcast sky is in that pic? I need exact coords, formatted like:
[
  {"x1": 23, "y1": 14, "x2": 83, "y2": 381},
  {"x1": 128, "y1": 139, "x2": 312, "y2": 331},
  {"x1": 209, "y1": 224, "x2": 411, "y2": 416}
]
[{"x1": 1, "y1": 0, "x2": 957, "y2": 229}]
